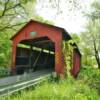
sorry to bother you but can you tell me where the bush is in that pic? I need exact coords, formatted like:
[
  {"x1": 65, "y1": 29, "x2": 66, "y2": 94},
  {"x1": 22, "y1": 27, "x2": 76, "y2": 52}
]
[
  {"x1": 78, "y1": 67, "x2": 100, "y2": 95},
  {"x1": 0, "y1": 68, "x2": 10, "y2": 78}
]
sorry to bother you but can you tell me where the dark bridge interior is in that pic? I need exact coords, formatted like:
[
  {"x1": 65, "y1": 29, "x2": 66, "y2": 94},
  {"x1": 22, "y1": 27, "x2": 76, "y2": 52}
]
[{"x1": 16, "y1": 37, "x2": 55, "y2": 74}]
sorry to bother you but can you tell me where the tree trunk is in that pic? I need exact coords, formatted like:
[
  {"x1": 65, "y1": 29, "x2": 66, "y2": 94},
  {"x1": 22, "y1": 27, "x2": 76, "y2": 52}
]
[
  {"x1": 95, "y1": 51, "x2": 100, "y2": 69},
  {"x1": 93, "y1": 38, "x2": 100, "y2": 69}
]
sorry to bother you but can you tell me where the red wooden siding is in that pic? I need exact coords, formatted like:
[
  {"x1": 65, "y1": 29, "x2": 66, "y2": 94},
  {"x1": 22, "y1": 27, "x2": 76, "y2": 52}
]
[
  {"x1": 71, "y1": 49, "x2": 81, "y2": 77},
  {"x1": 11, "y1": 20, "x2": 81, "y2": 77},
  {"x1": 11, "y1": 21, "x2": 64, "y2": 75}
]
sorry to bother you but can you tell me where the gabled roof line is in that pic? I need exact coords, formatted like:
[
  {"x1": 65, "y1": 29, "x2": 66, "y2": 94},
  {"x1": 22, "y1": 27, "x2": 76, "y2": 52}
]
[
  {"x1": 10, "y1": 19, "x2": 71, "y2": 40},
  {"x1": 10, "y1": 19, "x2": 81, "y2": 55}
]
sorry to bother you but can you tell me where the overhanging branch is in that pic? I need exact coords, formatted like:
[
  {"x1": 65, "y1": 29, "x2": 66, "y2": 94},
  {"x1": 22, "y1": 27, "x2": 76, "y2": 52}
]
[{"x1": 0, "y1": 22, "x2": 27, "y2": 31}]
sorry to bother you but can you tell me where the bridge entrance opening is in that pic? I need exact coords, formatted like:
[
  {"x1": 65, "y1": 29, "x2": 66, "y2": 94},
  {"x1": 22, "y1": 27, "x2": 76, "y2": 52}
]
[{"x1": 15, "y1": 36, "x2": 55, "y2": 74}]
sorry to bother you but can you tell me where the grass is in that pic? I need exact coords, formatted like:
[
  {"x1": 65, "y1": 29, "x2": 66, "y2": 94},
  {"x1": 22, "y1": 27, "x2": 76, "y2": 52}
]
[{"x1": 1, "y1": 67, "x2": 100, "y2": 100}]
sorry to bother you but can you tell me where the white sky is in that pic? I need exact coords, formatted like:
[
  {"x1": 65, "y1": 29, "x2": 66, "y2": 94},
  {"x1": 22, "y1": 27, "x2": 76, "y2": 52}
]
[{"x1": 35, "y1": 0, "x2": 95, "y2": 33}]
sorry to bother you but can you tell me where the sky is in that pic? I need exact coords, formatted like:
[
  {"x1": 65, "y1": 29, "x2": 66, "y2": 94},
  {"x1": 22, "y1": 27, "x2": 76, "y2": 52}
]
[{"x1": 35, "y1": 0, "x2": 95, "y2": 33}]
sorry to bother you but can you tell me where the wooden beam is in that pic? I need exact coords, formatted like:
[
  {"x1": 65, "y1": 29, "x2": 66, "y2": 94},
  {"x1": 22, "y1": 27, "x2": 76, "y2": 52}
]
[{"x1": 32, "y1": 40, "x2": 52, "y2": 44}]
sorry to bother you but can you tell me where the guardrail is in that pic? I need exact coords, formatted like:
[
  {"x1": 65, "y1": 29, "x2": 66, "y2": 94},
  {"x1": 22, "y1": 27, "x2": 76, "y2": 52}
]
[
  {"x1": 0, "y1": 74, "x2": 50, "y2": 97},
  {"x1": 0, "y1": 69, "x2": 53, "y2": 99},
  {"x1": 0, "y1": 69, "x2": 52, "y2": 87}
]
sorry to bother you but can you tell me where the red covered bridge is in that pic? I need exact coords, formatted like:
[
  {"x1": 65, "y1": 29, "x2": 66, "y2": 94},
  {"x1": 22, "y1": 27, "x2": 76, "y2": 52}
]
[{"x1": 11, "y1": 20, "x2": 81, "y2": 77}]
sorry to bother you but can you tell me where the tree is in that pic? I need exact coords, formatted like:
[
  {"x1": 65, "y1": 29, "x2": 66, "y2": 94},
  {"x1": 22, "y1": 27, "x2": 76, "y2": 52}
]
[
  {"x1": 71, "y1": 33, "x2": 80, "y2": 45},
  {"x1": 0, "y1": 0, "x2": 37, "y2": 32},
  {"x1": 80, "y1": 1, "x2": 100, "y2": 68}
]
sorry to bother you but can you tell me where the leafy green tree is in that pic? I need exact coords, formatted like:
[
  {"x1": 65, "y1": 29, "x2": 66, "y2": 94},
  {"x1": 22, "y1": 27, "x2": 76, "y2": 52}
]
[
  {"x1": 80, "y1": 1, "x2": 100, "y2": 68},
  {"x1": 71, "y1": 33, "x2": 80, "y2": 45},
  {"x1": 0, "y1": 0, "x2": 37, "y2": 31}
]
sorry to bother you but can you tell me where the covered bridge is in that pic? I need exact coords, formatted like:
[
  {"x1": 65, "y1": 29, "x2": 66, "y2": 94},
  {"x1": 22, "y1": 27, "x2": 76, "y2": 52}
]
[{"x1": 11, "y1": 20, "x2": 81, "y2": 77}]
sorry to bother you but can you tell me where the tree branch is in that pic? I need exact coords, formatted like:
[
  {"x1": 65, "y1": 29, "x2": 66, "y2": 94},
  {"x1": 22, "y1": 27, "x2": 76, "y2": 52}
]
[
  {"x1": 0, "y1": 22, "x2": 27, "y2": 31},
  {"x1": 0, "y1": 2, "x2": 22, "y2": 19},
  {"x1": 1, "y1": 0, "x2": 10, "y2": 17},
  {"x1": 92, "y1": 34, "x2": 100, "y2": 68},
  {"x1": 6, "y1": 3, "x2": 20, "y2": 11}
]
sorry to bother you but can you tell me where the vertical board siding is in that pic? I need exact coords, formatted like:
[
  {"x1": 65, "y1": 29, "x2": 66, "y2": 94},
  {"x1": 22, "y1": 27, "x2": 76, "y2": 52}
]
[{"x1": 71, "y1": 49, "x2": 81, "y2": 77}]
